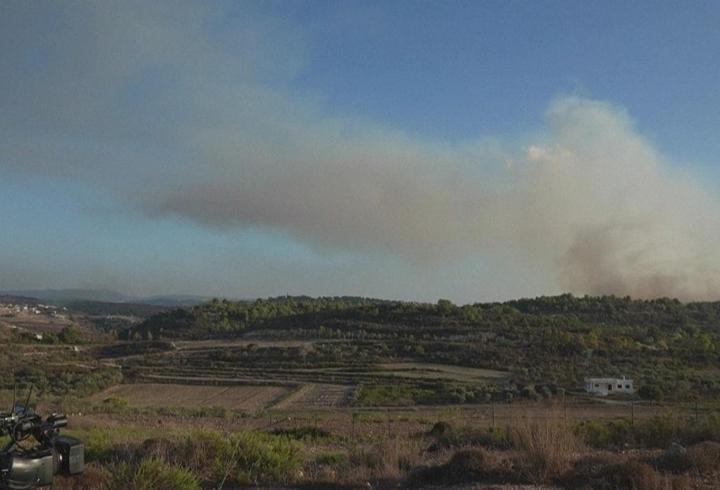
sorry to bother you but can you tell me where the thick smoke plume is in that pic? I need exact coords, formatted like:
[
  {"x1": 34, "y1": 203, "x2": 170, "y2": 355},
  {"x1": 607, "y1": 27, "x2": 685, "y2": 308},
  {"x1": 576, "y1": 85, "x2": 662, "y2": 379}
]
[
  {"x1": 2, "y1": 2, "x2": 719, "y2": 300},
  {"x1": 143, "y1": 96, "x2": 720, "y2": 300}
]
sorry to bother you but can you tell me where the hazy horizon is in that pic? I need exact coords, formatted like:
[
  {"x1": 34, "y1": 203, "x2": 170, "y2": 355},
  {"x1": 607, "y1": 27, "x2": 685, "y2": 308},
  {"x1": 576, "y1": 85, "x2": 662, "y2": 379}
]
[{"x1": 2, "y1": 1, "x2": 719, "y2": 303}]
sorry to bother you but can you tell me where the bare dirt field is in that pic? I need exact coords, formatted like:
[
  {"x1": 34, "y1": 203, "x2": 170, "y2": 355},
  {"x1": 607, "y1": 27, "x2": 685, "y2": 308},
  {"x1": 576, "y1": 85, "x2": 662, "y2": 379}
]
[
  {"x1": 272, "y1": 383, "x2": 354, "y2": 409},
  {"x1": 93, "y1": 383, "x2": 290, "y2": 410}
]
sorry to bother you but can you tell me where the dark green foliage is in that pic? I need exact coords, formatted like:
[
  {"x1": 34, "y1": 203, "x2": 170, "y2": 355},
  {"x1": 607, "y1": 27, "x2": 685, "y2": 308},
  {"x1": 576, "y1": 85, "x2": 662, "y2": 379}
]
[
  {"x1": 269, "y1": 426, "x2": 331, "y2": 441},
  {"x1": 59, "y1": 325, "x2": 82, "y2": 343},
  {"x1": 119, "y1": 294, "x2": 720, "y2": 401},
  {"x1": 576, "y1": 414, "x2": 720, "y2": 449},
  {"x1": 639, "y1": 384, "x2": 663, "y2": 400},
  {"x1": 353, "y1": 382, "x2": 494, "y2": 406},
  {"x1": 428, "y1": 421, "x2": 453, "y2": 438},
  {"x1": 314, "y1": 452, "x2": 348, "y2": 466},
  {"x1": 67, "y1": 300, "x2": 169, "y2": 317},
  {"x1": 112, "y1": 458, "x2": 199, "y2": 490},
  {"x1": 75, "y1": 428, "x2": 301, "y2": 487},
  {"x1": 123, "y1": 296, "x2": 390, "y2": 339}
]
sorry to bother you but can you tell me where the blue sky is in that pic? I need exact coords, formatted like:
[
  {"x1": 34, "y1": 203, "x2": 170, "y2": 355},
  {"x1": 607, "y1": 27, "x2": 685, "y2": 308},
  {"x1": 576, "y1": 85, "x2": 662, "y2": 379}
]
[{"x1": 1, "y1": 1, "x2": 719, "y2": 302}]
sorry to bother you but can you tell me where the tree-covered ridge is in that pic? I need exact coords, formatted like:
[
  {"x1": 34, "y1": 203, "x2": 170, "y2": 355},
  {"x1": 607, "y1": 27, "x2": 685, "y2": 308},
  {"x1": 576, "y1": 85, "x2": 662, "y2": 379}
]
[
  {"x1": 126, "y1": 294, "x2": 720, "y2": 341},
  {"x1": 121, "y1": 296, "x2": 393, "y2": 340}
]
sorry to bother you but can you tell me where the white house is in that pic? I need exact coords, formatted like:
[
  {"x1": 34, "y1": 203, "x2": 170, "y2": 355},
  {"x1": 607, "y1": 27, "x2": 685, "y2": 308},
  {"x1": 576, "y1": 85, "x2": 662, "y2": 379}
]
[{"x1": 584, "y1": 376, "x2": 634, "y2": 396}]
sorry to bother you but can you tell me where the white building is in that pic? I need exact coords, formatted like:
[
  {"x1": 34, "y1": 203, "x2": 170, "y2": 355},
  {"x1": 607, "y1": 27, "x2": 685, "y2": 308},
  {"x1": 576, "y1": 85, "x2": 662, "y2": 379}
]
[{"x1": 584, "y1": 376, "x2": 634, "y2": 396}]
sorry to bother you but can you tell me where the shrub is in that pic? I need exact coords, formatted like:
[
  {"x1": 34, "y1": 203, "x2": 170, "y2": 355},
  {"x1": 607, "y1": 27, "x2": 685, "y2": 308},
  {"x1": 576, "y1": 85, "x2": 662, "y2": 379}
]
[
  {"x1": 214, "y1": 432, "x2": 301, "y2": 485},
  {"x1": 120, "y1": 458, "x2": 199, "y2": 490},
  {"x1": 77, "y1": 428, "x2": 113, "y2": 462},
  {"x1": 686, "y1": 440, "x2": 720, "y2": 473},
  {"x1": 562, "y1": 457, "x2": 671, "y2": 490},
  {"x1": 314, "y1": 452, "x2": 348, "y2": 466},
  {"x1": 575, "y1": 418, "x2": 633, "y2": 449},
  {"x1": 137, "y1": 438, "x2": 174, "y2": 462},
  {"x1": 407, "y1": 448, "x2": 505, "y2": 486},
  {"x1": 595, "y1": 461, "x2": 668, "y2": 490},
  {"x1": 656, "y1": 443, "x2": 691, "y2": 473},
  {"x1": 348, "y1": 437, "x2": 423, "y2": 481},
  {"x1": 428, "y1": 421, "x2": 452, "y2": 438},
  {"x1": 128, "y1": 429, "x2": 301, "y2": 486},
  {"x1": 427, "y1": 424, "x2": 511, "y2": 450},
  {"x1": 635, "y1": 415, "x2": 679, "y2": 448},
  {"x1": 174, "y1": 429, "x2": 227, "y2": 475},
  {"x1": 443, "y1": 449, "x2": 496, "y2": 481},
  {"x1": 511, "y1": 420, "x2": 583, "y2": 483},
  {"x1": 639, "y1": 384, "x2": 663, "y2": 400},
  {"x1": 270, "y1": 426, "x2": 331, "y2": 441},
  {"x1": 100, "y1": 396, "x2": 129, "y2": 411}
]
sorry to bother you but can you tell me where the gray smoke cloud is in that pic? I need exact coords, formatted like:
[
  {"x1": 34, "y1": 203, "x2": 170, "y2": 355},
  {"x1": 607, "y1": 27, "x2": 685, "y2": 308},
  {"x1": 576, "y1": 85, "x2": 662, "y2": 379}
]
[{"x1": 2, "y1": 2, "x2": 719, "y2": 300}]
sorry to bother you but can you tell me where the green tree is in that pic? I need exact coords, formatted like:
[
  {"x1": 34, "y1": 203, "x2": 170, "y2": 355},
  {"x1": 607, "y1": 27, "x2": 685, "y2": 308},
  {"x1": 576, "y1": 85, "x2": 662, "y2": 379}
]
[{"x1": 59, "y1": 325, "x2": 81, "y2": 344}]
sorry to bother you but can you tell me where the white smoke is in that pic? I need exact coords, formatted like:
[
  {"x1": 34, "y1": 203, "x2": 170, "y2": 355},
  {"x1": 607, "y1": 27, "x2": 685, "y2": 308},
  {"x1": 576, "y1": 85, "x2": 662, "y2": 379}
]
[{"x1": 2, "y1": 2, "x2": 719, "y2": 300}]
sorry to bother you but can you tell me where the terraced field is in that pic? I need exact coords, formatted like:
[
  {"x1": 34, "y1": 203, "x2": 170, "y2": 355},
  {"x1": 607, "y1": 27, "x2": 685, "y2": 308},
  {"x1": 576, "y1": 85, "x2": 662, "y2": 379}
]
[
  {"x1": 374, "y1": 362, "x2": 509, "y2": 382},
  {"x1": 104, "y1": 338, "x2": 513, "y2": 410},
  {"x1": 272, "y1": 383, "x2": 354, "y2": 410},
  {"x1": 120, "y1": 341, "x2": 510, "y2": 388},
  {"x1": 93, "y1": 383, "x2": 290, "y2": 410}
]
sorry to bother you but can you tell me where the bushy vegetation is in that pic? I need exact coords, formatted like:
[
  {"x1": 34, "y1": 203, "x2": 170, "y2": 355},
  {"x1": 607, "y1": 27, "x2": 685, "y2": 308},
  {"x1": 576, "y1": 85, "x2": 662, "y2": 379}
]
[
  {"x1": 113, "y1": 458, "x2": 199, "y2": 490},
  {"x1": 117, "y1": 294, "x2": 720, "y2": 401},
  {"x1": 122, "y1": 296, "x2": 389, "y2": 339},
  {"x1": 576, "y1": 413, "x2": 720, "y2": 449},
  {"x1": 56, "y1": 411, "x2": 720, "y2": 489},
  {"x1": 66, "y1": 427, "x2": 301, "y2": 488}
]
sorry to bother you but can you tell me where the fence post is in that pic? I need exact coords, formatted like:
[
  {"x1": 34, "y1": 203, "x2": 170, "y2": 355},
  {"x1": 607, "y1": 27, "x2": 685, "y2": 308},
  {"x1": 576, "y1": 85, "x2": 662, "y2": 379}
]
[{"x1": 491, "y1": 400, "x2": 496, "y2": 429}]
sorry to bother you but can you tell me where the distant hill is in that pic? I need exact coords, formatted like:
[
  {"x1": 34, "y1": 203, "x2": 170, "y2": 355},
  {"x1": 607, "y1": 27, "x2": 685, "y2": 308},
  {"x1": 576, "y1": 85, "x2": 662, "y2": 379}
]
[
  {"x1": 65, "y1": 300, "x2": 171, "y2": 318},
  {"x1": 4, "y1": 289, "x2": 130, "y2": 303},
  {"x1": 0, "y1": 294, "x2": 41, "y2": 305},
  {"x1": 0, "y1": 289, "x2": 213, "y2": 307},
  {"x1": 136, "y1": 295, "x2": 211, "y2": 307}
]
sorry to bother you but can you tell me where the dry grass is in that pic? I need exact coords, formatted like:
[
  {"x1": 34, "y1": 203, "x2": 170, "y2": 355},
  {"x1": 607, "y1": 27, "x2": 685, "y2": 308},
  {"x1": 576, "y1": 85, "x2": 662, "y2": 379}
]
[
  {"x1": 51, "y1": 465, "x2": 111, "y2": 489},
  {"x1": 561, "y1": 454, "x2": 696, "y2": 490},
  {"x1": 686, "y1": 440, "x2": 720, "y2": 474},
  {"x1": 510, "y1": 418, "x2": 584, "y2": 483},
  {"x1": 337, "y1": 436, "x2": 428, "y2": 485}
]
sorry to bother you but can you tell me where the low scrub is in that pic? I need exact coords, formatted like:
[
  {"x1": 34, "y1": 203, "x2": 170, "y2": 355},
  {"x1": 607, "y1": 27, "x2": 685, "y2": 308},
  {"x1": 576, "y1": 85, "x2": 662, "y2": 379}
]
[
  {"x1": 219, "y1": 431, "x2": 301, "y2": 485},
  {"x1": 511, "y1": 420, "x2": 583, "y2": 483},
  {"x1": 656, "y1": 440, "x2": 720, "y2": 474},
  {"x1": 576, "y1": 414, "x2": 720, "y2": 450},
  {"x1": 408, "y1": 448, "x2": 505, "y2": 485},
  {"x1": 157, "y1": 429, "x2": 302, "y2": 485},
  {"x1": 111, "y1": 458, "x2": 199, "y2": 490},
  {"x1": 269, "y1": 426, "x2": 331, "y2": 441},
  {"x1": 344, "y1": 437, "x2": 424, "y2": 483},
  {"x1": 561, "y1": 455, "x2": 689, "y2": 490},
  {"x1": 427, "y1": 422, "x2": 511, "y2": 450}
]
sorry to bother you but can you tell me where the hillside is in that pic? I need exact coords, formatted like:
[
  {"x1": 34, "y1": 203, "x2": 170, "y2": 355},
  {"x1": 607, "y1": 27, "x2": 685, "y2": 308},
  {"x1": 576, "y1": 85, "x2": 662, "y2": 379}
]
[{"x1": 119, "y1": 294, "x2": 720, "y2": 401}]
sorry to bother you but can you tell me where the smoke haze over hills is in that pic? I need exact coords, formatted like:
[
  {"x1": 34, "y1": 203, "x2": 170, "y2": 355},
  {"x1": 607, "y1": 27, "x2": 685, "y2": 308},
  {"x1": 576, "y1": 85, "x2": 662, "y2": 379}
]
[{"x1": 1, "y1": 2, "x2": 719, "y2": 301}]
